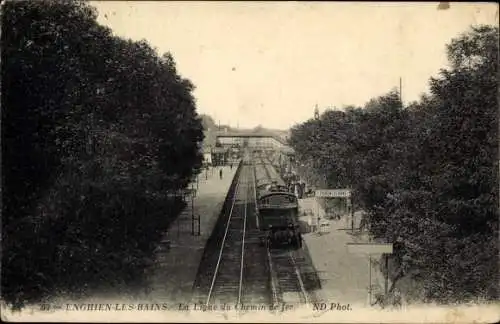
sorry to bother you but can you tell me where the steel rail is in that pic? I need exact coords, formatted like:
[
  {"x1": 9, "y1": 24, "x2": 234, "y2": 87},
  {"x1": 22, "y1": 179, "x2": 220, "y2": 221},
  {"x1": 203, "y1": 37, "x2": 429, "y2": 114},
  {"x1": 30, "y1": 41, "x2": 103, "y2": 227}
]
[
  {"x1": 237, "y1": 169, "x2": 248, "y2": 305},
  {"x1": 259, "y1": 156, "x2": 309, "y2": 306},
  {"x1": 205, "y1": 168, "x2": 242, "y2": 305},
  {"x1": 289, "y1": 251, "x2": 310, "y2": 304}
]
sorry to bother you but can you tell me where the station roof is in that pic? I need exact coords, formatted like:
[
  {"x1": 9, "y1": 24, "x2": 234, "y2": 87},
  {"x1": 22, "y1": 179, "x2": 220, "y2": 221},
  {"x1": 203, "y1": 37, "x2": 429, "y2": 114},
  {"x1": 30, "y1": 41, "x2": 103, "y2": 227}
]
[{"x1": 215, "y1": 131, "x2": 278, "y2": 138}]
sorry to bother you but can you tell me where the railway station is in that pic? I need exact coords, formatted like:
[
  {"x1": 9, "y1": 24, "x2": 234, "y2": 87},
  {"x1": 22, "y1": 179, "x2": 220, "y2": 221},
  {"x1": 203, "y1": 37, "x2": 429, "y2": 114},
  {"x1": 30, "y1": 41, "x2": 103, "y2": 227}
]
[
  {"x1": 143, "y1": 141, "x2": 376, "y2": 310},
  {"x1": 5, "y1": 2, "x2": 496, "y2": 322},
  {"x1": 190, "y1": 149, "x2": 319, "y2": 307}
]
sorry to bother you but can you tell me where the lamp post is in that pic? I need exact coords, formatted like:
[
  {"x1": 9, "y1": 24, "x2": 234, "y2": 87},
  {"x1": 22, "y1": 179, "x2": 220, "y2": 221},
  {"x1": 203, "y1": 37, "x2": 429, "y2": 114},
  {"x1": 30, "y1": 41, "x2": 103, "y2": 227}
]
[{"x1": 191, "y1": 187, "x2": 195, "y2": 236}]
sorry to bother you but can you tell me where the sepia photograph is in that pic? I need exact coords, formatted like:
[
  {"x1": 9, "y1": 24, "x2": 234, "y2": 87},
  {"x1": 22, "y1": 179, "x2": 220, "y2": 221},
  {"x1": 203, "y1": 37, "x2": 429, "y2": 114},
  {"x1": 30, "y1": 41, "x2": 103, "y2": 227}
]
[{"x1": 1, "y1": 1, "x2": 499, "y2": 322}]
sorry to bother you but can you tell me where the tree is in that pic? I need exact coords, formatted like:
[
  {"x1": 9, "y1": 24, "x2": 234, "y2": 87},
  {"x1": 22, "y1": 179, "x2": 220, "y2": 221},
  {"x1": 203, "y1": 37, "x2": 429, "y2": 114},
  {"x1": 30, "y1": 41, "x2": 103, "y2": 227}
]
[
  {"x1": 415, "y1": 25, "x2": 498, "y2": 301},
  {"x1": 2, "y1": 0, "x2": 204, "y2": 309},
  {"x1": 289, "y1": 25, "x2": 498, "y2": 303}
]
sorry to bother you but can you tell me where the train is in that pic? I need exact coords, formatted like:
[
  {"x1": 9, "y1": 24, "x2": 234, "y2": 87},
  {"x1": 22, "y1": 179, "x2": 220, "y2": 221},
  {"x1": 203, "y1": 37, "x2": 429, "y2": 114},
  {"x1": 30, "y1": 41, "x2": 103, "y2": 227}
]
[{"x1": 255, "y1": 159, "x2": 302, "y2": 249}]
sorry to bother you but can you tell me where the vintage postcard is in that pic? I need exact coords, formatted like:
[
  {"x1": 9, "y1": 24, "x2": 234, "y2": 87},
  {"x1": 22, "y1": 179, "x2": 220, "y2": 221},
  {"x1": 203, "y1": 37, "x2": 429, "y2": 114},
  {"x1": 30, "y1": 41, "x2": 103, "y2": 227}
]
[{"x1": 1, "y1": 1, "x2": 499, "y2": 323}]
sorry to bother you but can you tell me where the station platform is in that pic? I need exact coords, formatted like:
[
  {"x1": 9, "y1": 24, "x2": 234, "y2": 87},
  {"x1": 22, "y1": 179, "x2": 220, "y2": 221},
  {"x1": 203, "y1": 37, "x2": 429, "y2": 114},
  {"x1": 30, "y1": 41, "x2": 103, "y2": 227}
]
[
  {"x1": 297, "y1": 196, "x2": 387, "y2": 307},
  {"x1": 144, "y1": 165, "x2": 238, "y2": 303}
]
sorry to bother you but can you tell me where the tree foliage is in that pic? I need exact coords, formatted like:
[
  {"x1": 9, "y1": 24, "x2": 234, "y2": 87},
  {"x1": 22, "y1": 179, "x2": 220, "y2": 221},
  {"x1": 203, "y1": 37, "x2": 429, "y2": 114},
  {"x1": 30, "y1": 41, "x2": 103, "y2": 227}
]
[
  {"x1": 199, "y1": 114, "x2": 217, "y2": 149},
  {"x1": 289, "y1": 25, "x2": 499, "y2": 303},
  {"x1": 2, "y1": 0, "x2": 203, "y2": 309}
]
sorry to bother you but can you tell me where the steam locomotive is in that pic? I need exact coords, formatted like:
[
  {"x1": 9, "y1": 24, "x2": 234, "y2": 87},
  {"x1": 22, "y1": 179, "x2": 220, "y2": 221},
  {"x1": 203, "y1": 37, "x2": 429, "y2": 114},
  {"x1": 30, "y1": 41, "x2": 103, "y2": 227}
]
[{"x1": 254, "y1": 161, "x2": 302, "y2": 249}]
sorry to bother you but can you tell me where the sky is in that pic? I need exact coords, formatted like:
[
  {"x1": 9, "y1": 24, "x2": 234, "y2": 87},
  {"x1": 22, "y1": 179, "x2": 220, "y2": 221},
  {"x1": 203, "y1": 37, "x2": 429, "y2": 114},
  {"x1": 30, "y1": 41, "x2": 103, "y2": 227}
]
[{"x1": 91, "y1": 2, "x2": 498, "y2": 130}]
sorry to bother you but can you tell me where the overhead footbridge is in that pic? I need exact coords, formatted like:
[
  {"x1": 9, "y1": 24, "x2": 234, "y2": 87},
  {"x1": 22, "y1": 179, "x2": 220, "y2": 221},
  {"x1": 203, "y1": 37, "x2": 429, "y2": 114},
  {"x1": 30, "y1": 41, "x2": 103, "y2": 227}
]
[
  {"x1": 207, "y1": 130, "x2": 294, "y2": 168},
  {"x1": 215, "y1": 131, "x2": 294, "y2": 153}
]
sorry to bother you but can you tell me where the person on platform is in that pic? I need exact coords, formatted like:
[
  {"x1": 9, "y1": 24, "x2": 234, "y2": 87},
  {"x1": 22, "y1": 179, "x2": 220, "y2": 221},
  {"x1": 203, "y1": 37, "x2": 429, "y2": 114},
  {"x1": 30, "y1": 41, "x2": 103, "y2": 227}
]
[{"x1": 219, "y1": 168, "x2": 223, "y2": 179}]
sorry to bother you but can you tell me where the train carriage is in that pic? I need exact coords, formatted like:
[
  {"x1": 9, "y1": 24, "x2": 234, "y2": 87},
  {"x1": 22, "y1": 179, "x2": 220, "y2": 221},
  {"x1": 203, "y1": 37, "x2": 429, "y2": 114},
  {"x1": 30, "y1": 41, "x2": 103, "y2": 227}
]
[
  {"x1": 256, "y1": 180, "x2": 288, "y2": 195},
  {"x1": 256, "y1": 182, "x2": 302, "y2": 249}
]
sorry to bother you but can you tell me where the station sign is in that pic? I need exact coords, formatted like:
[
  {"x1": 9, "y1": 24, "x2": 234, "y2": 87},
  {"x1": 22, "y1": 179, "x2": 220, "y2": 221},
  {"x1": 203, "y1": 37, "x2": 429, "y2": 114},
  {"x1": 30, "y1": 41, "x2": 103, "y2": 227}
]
[
  {"x1": 166, "y1": 188, "x2": 196, "y2": 198},
  {"x1": 315, "y1": 189, "x2": 351, "y2": 198},
  {"x1": 346, "y1": 243, "x2": 393, "y2": 255}
]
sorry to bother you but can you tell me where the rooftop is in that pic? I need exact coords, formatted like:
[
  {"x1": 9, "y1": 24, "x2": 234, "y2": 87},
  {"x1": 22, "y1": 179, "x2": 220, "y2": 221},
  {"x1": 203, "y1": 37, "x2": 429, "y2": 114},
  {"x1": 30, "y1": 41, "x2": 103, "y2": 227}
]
[{"x1": 215, "y1": 131, "x2": 277, "y2": 138}]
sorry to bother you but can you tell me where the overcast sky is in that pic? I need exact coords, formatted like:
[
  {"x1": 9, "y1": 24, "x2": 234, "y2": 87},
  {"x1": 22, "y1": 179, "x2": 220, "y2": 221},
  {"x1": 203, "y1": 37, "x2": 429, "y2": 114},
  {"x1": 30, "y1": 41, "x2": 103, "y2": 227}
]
[{"x1": 91, "y1": 2, "x2": 498, "y2": 130}]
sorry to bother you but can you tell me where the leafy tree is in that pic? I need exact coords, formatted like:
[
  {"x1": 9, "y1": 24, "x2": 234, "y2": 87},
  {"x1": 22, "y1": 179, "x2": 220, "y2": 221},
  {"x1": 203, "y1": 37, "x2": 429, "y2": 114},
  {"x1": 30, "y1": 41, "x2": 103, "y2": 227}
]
[
  {"x1": 289, "y1": 25, "x2": 498, "y2": 303},
  {"x1": 2, "y1": 0, "x2": 204, "y2": 309},
  {"x1": 412, "y1": 25, "x2": 498, "y2": 301}
]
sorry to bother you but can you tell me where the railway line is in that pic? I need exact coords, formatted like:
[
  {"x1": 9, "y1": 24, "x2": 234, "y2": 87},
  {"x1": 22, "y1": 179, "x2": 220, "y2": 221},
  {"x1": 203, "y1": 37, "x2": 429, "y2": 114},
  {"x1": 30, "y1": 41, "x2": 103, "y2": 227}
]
[
  {"x1": 256, "y1": 157, "x2": 313, "y2": 305},
  {"x1": 192, "y1": 154, "x2": 317, "y2": 309},
  {"x1": 192, "y1": 161, "x2": 271, "y2": 306},
  {"x1": 269, "y1": 250, "x2": 309, "y2": 304}
]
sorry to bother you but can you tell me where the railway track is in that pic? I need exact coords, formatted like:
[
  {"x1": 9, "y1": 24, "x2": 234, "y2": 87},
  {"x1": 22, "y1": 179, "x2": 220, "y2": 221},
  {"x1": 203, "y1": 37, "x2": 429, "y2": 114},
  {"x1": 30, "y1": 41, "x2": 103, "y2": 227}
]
[
  {"x1": 192, "y1": 162, "x2": 271, "y2": 306},
  {"x1": 192, "y1": 156, "x2": 316, "y2": 309},
  {"x1": 268, "y1": 249, "x2": 313, "y2": 305},
  {"x1": 257, "y1": 157, "x2": 312, "y2": 306}
]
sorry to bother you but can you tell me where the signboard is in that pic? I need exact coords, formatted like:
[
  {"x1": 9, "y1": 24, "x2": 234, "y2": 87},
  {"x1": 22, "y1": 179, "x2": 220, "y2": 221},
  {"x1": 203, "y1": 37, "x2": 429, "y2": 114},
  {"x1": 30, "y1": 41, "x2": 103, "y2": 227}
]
[
  {"x1": 346, "y1": 243, "x2": 393, "y2": 254},
  {"x1": 315, "y1": 189, "x2": 351, "y2": 198}
]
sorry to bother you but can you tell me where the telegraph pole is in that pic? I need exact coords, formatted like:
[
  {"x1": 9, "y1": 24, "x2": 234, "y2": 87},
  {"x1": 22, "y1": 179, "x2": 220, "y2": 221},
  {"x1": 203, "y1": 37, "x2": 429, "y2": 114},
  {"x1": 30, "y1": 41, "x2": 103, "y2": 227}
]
[{"x1": 399, "y1": 77, "x2": 403, "y2": 107}]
